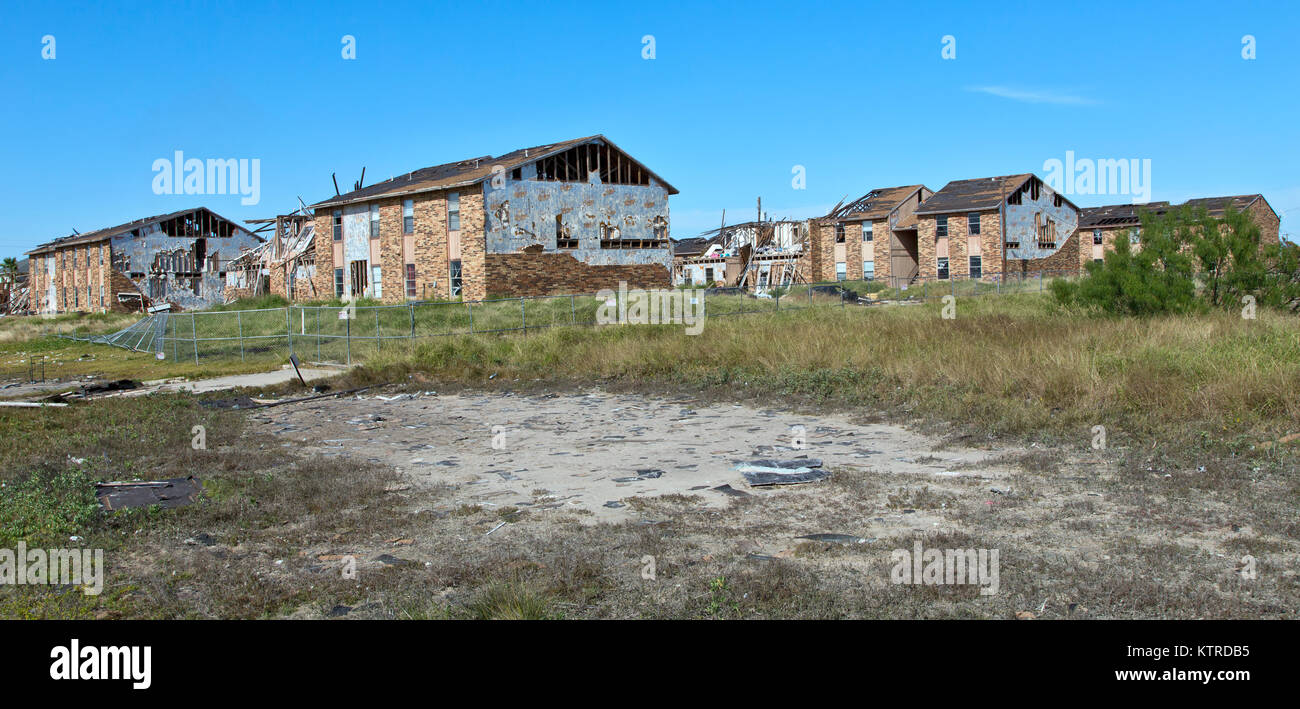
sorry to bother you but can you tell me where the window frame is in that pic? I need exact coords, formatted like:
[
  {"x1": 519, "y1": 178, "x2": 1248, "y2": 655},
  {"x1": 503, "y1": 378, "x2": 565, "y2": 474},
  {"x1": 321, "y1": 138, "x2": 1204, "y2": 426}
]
[
  {"x1": 967, "y1": 213, "x2": 980, "y2": 235},
  {"x1": 370, "y1": 204, "x2": 381, "y2": 239},
  {"x1": 937, "y1": 257, "x2": 950, "y2": 280},
  {"x1": 334, "y1": 268, "x2": 344, "y2": 298},
  {"x1": 863, "y1": 222, "x2": 873, "y2": 242},
  {"x1": 447, "y1": 192, "x2": 460, "y2": 231},
  {"x1": 449, "y1": 259, "x2": 463, "y2": 297},
  {"x1": 969, "y1": 255, "x2": 982, "y2": 279},
  {"x1": 405, "y1": 264, "x2": 417, "y2": 299},
  {"x1": 936, "y1": 215, "x2": 948, "y2": 238},
  {"x1": 402, "y1": 200, "x2": 414, "y2": 235},
  {"x1": 834, "y1": 223, "x2": 846, "y2": 243},
  {"x1": 332, "y1": 210, "x2": 343, "y2": 241}
]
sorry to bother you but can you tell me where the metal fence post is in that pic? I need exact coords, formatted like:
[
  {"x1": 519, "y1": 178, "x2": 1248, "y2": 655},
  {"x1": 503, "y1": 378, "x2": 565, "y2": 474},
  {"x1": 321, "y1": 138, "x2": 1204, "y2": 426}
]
[
  {"x1": 315, "y1": 308, "x2": 321, "y2": 360},
  {"x1": 286, "y1": 307, "x2": 293, "y2": 356},
  {"x1": 570, "y1": 294, "x2": 576, "y2": 324},
  {"x1": 346, "y1": 312, "x2": 351, "y2": 365},
  {"x1": 520, "y1": 297, "x2": 527, "y2": 333},
  {"x1": 409, "y1": 303, "x2": 416, "y2": 344},
  {"x1": 192, "y1": 312, "x2": 199, "y2": 364},
  {"x1": 375, "y1": 308, "x2": 382, "y2": 352},
  {"x1": 238, "y1": 310, "x2": 245, "y2": 361}
]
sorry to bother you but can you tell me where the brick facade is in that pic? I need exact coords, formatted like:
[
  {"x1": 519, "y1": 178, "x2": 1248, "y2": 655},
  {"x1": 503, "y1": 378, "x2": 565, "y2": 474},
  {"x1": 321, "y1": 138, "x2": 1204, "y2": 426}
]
[
  {"x1": 917, "y1": 210, "x2": 1003, "y2": 280},
  {"x1": 485, "y1": 252, "x2": 668, "y2": 297},
  {"x1": 28, "y1": 240, "x2": 118, "y2": 313}
]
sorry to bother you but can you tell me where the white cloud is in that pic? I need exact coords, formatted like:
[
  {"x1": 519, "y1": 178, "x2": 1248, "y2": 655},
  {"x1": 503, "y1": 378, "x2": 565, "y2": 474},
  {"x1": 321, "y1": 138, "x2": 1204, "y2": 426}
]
[{"x1": 966, "y1": 85, "x2": 1098, "y2": 106}]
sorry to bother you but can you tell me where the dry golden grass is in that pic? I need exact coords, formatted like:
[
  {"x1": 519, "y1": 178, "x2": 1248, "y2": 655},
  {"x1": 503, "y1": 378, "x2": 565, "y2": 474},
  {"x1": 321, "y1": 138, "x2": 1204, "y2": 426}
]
[{"x1": 350, "y1": 294, "x2": 1300, "y2": 451}]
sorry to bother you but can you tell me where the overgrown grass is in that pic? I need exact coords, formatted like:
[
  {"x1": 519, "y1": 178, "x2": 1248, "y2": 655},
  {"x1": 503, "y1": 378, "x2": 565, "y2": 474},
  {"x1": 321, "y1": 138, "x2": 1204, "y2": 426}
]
[
  {"x1": 341, "y1": 293, "x2": 1300, "y2": 454},
  {"x1": 0, "y1": 310, "x2": 137, "y2": 343}
]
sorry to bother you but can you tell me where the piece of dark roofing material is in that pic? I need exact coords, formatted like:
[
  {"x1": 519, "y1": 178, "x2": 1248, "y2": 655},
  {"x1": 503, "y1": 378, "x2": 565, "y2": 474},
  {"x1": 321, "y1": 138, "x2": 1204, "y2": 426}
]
[{"x1": 95, "y1": 476, "x2": 202, "y2": 511}]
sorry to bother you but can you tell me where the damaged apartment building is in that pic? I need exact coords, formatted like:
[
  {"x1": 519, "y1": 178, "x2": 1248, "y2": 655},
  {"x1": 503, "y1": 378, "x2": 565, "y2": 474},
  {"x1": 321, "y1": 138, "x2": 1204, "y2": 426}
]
[
  {"x1": 808, "y1": 185, "x2": 933, "y2": 287},
  {"x1": 804, "y1": 175, "x2": 1281, "y2": 286},
  {"x1": 307, "y1": 135, "x2": 676, "y2": 302},
  {"x1": 672, "y1": 217, "x2": 809, "y2": 288},
  {"x1": 26, "y1": 207, "x2": 262, "y2": 313}
]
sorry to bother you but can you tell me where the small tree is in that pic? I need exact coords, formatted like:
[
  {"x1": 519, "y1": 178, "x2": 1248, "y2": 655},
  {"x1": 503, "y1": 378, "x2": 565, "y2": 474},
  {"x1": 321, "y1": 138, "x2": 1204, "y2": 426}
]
[
  {"x1": 1051, "y1": 208, "x2": 1198, "y2": 315},
  {"x1": 1192, "y1": 206, "x2": 1267, "y2": 309}
]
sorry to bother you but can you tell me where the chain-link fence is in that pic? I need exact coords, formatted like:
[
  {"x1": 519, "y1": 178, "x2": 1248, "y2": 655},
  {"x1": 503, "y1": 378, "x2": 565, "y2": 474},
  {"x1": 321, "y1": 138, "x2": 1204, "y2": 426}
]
[
  {"x1": 0, "y1": 356, "x2": 48, "y2": 384},
  {"x1": 58, "y1": 270, "x2": 1079, "y2": 365}
]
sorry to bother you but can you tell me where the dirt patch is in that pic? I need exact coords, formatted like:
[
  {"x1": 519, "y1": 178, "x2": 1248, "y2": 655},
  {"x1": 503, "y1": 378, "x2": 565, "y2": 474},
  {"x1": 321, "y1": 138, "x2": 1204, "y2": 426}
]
[{"x1": 256, "y1": 390, "x2": 1020, "y2": 522}]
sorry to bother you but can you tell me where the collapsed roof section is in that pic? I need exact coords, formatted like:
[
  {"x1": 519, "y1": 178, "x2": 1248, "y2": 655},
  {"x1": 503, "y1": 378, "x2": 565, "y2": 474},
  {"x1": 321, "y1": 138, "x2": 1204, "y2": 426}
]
[
  {"x1": 1077, "y1": 194, "x2": 1275, "y2": 229},
  {"x1": 823, "y1": 185, "x2": 929, "y2": 222},
  {"x1": 26, "y1": 207, "x2": 252, "y2": 255},
  {"x1": 310, "y1": 135, "x2": 678, "y2": 210}
]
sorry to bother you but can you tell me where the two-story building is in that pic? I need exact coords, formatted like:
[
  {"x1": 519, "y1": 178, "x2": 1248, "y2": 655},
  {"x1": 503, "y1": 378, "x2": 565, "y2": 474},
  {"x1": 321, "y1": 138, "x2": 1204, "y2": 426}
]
[{"x1": 308, "y1": 135, "x2": 677, "y2": 302}]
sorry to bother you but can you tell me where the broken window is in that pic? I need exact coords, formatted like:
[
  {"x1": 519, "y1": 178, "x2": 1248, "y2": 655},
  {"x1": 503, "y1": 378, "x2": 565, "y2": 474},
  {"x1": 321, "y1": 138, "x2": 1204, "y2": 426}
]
[
  {"x1": 510, "y1": 167, "x2": 522, "y2": 181},
  {"x1": 334, "y1": 268, "x2": 344, "y2": 298},
  {"x1": 403, "y1": 200, "x2": 414, "y2": 234},
  {"x1": 349, "y1": 260, "x2": 368, "y2": 297},
  {"x1": 969, "y1": 255, "x2": 982, "y2": 279},
  {"x1": 556, "y1": 215, "x2": 578, "y2": 249},
  {"x1": 863, "y1": 222, "x2": 873, "y2": 241},
  {"x1": 333, "y1": 210, "x2": 343, "y2": 241},
  {"x1": 863, "y1": 260, "x2": 874, "y2": 280},
  {"x1": 371, "y1": 204, "x2": 381, "y2": 239},
  {"x1": 835, "y1": 261, "x2": 846, "y2": 281},
  {"x1": 405, "y1": 264, "x2": 417, "y2": 298},
  {"x1": 835, "y1": 223, "x2": 846, "y2": 243},
  {"x1": 1037, "y1": 214, "x2": 1056, "y2": 249},
  {"x1": 1030, "y1": 180, "x2": 1040, "y2": 201},
  {"x1": 936, "y1": 216, "x2": 948, "y2": 238},
  {"x1": 967, "y1": 213, "x2": 980, "y2": 235},
  {"x1": 1130, "y1": 228, "x2": 1141, "y2": 244},
  {"x1": 447, "y1": 193, "x2": 460, "y2": 231},
  {"x1": 449, "y1": 260, "x2": 462, "y2": 297},
  {"x1": 937, "y1": 257, "x2": 949, "y2": 280},
  {"x1": 652, "y1": 216, "x2": 668, "y2": 241}
]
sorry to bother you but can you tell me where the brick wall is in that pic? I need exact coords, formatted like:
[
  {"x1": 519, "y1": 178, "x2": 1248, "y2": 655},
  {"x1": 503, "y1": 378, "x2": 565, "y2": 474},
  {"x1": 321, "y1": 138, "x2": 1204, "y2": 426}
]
[
  {"x1": 484, "y1": 252, "x2": 670, "y2": 297},
  {"x1": 107, "y1": 267, "x2": 143, "y2": 312},
  {"x1": 1249, "y1": 200, "x2": 1281, "y2": 246},
  {"x1": 918, "y1": 211, "x2": 1005, "y2": 280},
  {"x1": 311, "y1": 211, "x2": 336, "y2": 300},
  {"x1": 1004, "y1": 230, "x2": 1084, "y2": 276},
  {"x1": 867, "y1": 219, "x2": 890, "y2": 283}
]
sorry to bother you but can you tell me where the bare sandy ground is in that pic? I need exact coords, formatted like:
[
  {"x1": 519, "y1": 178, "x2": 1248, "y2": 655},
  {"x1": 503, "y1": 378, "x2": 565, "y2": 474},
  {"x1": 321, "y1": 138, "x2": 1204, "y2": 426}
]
[{"x1": 254, "y1": 389, "x2": 1019, "y2": 522}]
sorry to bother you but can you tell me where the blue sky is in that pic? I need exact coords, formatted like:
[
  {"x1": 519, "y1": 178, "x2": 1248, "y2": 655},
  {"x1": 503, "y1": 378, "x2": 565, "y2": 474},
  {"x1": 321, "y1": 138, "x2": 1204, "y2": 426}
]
[{"x1": 2, "y1": 0, "x2": 1297, "y2": 257}]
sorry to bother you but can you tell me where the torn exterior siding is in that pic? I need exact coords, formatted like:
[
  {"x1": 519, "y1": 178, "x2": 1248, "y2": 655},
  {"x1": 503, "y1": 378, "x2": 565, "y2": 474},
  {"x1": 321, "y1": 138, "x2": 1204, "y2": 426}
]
[
  {"x1": 109, "y1": 221, "x2": 261, "y2": 310},
  {"x1": 482, "y1": 167, "x2": 672, "y2": 273},
  {"x1": 1003, "y1": 182, "x2": 1079, "y2": 261}
]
